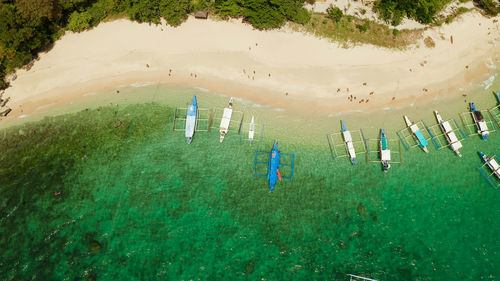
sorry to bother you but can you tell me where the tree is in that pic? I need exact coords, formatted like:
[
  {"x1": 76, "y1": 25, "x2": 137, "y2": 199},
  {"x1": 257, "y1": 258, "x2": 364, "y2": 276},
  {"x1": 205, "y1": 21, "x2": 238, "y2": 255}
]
[
  {"x1": 126, "y1": 0, "x2": 160, "y2": 23},
  {"x1": 159, "y1": 0, "x2": 192, "y2": 26},
  {"x1": 14, "y1": 0, "x2": 62, "y2": 23},
  {"x1": 66, "y1": 11, "x2": 92, "y2": 32},
  {"x1": 327, "y1": 5, "x2": 342, "y2": 23}
]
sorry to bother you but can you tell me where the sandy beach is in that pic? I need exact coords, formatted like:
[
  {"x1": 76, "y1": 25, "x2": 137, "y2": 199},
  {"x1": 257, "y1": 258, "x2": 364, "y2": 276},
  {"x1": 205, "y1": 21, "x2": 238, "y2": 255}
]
[{"x1": 2, "y1": 10, "x2": 500, "y2": 120}]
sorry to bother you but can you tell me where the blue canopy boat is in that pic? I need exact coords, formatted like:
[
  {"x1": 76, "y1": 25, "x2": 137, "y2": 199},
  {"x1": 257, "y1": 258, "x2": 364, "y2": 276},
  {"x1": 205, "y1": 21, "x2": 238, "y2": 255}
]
[
  {"x1": 253, "y1": 140, "x2": 295, "y2": 191},
  {"x1": 470, "y1": 102, "x2": 489, "y2": 140},
  {"x1": 185, "y1": 95, "x2": 197, "y2": 144},
  {"x1": 268, "y1": 140, "x2": 281, "y2": 190},
  {"x1": 404, "y1": 116, "x2": 429, "y2": 153}
]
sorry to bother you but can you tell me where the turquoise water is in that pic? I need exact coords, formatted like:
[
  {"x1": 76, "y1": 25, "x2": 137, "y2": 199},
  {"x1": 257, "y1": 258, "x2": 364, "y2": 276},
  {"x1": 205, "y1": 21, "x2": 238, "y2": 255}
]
[{"x1": 1, "y1": 99, "x2": 499, "y2": 280}]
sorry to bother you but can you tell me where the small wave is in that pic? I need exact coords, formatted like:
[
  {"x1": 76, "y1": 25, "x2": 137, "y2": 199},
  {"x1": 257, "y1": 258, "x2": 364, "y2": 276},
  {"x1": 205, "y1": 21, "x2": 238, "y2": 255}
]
[
  {"x1": 83, "y1": 92, "x2": 97, "y2": 97},
  {"x1": 273, "y1": 108, "x2": 285, "y2": 112},
  {"x1": 481, "y1": 74, "x2": 498, "y2": 90},
  {"x1": 383, "y1": 107, "x2": 391, "y2": 111},
  {"x1": 193, "y1": 87, "x2": 209, "y2": 93},
  {"x1": 251, "y1": 103, "x2": 265, "y2": 108},
  {"x1": 231, "y1": 97, "x2": 266, "y2": 108},
  {"x1": 130, "y1": 82, "x2": 155, "y2": 87},
  {"x1": 36, "y1": 103, "x2": 55, "y2": 111},
  {"x1": 18, "y1": 114, "x2": 28, "y2": 118}
]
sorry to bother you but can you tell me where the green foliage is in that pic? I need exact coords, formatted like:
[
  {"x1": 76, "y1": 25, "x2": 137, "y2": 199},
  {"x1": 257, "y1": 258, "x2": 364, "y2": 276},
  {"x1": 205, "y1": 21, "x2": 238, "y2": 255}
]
[
  {"x1": 356, "y1": 21, "x2": 370, "y2": 32},
  {"x1": 126, "y1": 0, "x2": 160, "y2": 23},
  {"x1": 14, "y1": 0, "x2": 62, "y2": 23},
  {"x1": 326, "y1": 5, "x2": 343, "y2": 23},
  {"x1": 0, "y1": 3, "x2": 53, "y2": 74},
  {"x1": 375, "y1": 0, "x2": 452, "y2": 25},
  {"x1": 67, "y1": 11, "x2": 92, "y2": 32},
  {"x1": 475, "y1": 0, "x2": 500, "y2": 15},
  {"x1": 292, "y1": 13, "x2": 422, "y2": 49},
  {"x1": 213, "y1": 0, "x2": 243, "y2": 19},
  {"x1": 159, "y1": 0, "x2": 192, "y2": 26}
]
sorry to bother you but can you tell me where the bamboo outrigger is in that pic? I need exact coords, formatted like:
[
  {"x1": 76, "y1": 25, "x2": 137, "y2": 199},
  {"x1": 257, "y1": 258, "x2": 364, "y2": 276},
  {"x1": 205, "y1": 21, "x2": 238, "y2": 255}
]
[
  {"x1": 172, "y1": 95, "x2": 212, "y2": 142},
  {"x1": 433, "y1": 111, "x2": 464, "y2": 157},
  {"x1": 327, "y1": 121, "x2": 367, "y2": 164}
]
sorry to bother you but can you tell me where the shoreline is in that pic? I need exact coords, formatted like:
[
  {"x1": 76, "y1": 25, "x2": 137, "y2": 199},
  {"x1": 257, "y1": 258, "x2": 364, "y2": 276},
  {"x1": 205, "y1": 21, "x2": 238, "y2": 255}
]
[{"x1": 1, "y1": 12, "x2": 500, "y2": 128}]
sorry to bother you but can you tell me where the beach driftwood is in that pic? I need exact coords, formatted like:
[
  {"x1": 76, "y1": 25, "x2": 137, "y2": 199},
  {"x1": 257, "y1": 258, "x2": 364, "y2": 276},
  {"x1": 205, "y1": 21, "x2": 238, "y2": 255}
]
[
  {"x1": 0, "y1": 96, "x2": 10, "y2": 108},
  {"x1": 0, "y1": 108, "x2": 11, "y2": 116}
]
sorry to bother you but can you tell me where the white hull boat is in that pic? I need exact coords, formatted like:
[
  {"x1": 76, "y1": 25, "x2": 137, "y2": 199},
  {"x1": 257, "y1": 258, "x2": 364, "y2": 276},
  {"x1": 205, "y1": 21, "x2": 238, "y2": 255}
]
[
  {"x1": 249, "y1": 115, "x2": 255, "y2": 144},
  {"x1": 219, "y1": 98, "x2": 233, "y2": 143},
  {"x1": 434, "y1": 111, "x2": 462, "y2": 157}
]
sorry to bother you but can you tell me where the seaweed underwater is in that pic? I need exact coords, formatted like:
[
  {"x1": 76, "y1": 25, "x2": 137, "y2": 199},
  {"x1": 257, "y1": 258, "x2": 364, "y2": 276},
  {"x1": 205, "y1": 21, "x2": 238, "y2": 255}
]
[{"x1": 0, "y1": 103, "x2": 499, "y2": 280}]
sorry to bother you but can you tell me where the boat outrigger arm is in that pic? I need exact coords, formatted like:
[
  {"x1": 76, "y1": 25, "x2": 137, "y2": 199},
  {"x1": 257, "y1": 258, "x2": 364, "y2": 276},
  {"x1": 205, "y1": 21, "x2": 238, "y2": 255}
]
[
  {"x1": 404, "y1": 116, "x2": 429, "y2": 153},
  {"x1": 185, "y1": 95, "x2": 198, "y2": 144},
  {"x1": 470, "y1": 103, "x2": 489, "y2": 140},
  {"x1": 219, "y1": 98, "x2": 234, "y2": 143},
  {"x1": 481, "y1": 153, "x2": 500, "y2": 179},
  {"x1": 380, "y1": 129, "x2": 391, "y2": 172},
  {"x1": 254, "y1": 140, "x2": 295, "y2": 191},
  {"x1": 434, "y1": 111, "x2": 463, "y2": 157},
  {"x1": 341, "y1": 120, "x2": 356, "y2": 165}
]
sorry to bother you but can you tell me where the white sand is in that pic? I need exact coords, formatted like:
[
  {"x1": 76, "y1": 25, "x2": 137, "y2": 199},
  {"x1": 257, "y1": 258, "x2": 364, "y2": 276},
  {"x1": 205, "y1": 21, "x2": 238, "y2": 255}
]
[{"x1": 3, "y1": 11, "x2": 500, "y2": 119}]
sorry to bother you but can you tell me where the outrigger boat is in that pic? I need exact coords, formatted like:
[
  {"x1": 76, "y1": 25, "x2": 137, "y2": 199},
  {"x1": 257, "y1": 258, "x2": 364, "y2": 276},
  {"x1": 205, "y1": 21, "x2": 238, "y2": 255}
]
[
  {"x1": 434, "y1": 111, "x2": 463, "y2": 157},
  {"x1": 249, "y1": 115, "x2": 255, "y2": 144},
  {"x1": 380, "y1": 129, "x2": 391, "y2": 172},
  {"x1": 268, "y1": 140, "x2": 282, "y2": 191},
  {"x1": 480, "y1": 152, "x2": 500, "y2": 180},
  {"x1": 470, "y1": 102, "x2": 489, "y2": 140},
  {"x1": 341, "y1": 120, "x2": 356, "y2": 165},
  {"x1": 219, "y1": 97, "x2": 234, "y2": 143},
  {"x1": 185, "y1": 95, "x2": 197, "y2": 144},
  {"x1": 403, "y1": 115, "x2": 429, "y2": 153},
  {"x1": 253, "y1": 140, "x2": 295, "y2": 191}
]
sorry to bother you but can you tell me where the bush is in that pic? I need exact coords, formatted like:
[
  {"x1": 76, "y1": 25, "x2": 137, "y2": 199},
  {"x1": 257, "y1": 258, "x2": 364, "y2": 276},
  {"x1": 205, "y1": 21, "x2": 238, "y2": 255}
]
[
  {"x1": 326, "y1": 5, "x2": 343, "y2": 22},
  {"x1": 67, "y1": 11, "x2": 92, "y2": 32},
  {"x1": 476, "y1": 0, "x2": 500, "y2": 15},
  {"x1": 375, "y1": 0, "x2": 452, "y2": 25},
  {"x1": 392, "y1": 28, "x2": 400, "y2": 36},
  {"x1": 290, "y1": 7, "x2": 311, "y2": 25},
  {"x1": 356, "y1": 21, "x2": 370, "y2": 32},
  {"x1": 127, "y1": 0, "x2": 160, "y2": 23},
  {"x1": 159, "y1": 0, "x2": 192, "y2": 26}
]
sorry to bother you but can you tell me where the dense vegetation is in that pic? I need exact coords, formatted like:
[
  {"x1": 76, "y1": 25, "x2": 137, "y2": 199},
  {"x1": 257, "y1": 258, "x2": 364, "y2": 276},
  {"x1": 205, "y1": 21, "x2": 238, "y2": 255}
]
[
  {"x1": 375, "y1": 0, "x2": 499, "y2": 26},
  {"x1": 0, "y1": 0, "x2": 313, "y2": 89}
]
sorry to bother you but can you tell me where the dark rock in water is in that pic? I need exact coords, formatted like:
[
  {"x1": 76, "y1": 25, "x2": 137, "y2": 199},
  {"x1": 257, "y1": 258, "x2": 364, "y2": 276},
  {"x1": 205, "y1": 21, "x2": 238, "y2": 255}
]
[
  {"x1": 90, "y1": 240, "x2": 102, "y2": 254},
  {"x1": 357, "y1": 203, "x2": 366, "y2": 216},
  {"x1": 87, "y1": 274, "x2": 97, "y2": 281},
  {"x1": 245, "y1": 259, "x2": 255, "y2": 274},
  {"x1": 339, "y1": 240, "x2": 346, "y2": 249},
  {"x1": 373, "y1": 215, "x2": 379, "y2": 222}
]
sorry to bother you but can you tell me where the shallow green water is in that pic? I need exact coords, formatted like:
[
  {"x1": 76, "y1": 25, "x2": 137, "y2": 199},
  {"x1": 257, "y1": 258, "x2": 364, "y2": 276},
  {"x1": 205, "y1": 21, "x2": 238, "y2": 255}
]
[{"x1": 0, "y1": 101, "x2": 499, "y2": 281}]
